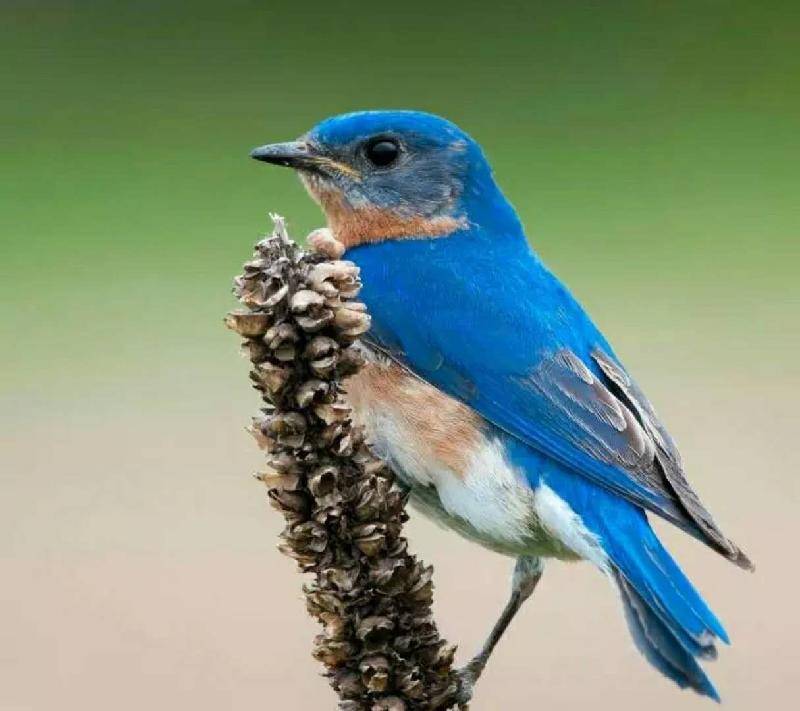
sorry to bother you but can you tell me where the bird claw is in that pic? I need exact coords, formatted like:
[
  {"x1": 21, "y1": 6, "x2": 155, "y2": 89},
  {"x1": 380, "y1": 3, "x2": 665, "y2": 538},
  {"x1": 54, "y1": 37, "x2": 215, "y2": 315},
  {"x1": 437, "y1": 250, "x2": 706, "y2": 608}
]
[
  {"x1": 454, "y1": 660, "x2": 482, "y2": 709},
  {"x1": 307, "y1": 227, "x2": 345, "y2": 259}
]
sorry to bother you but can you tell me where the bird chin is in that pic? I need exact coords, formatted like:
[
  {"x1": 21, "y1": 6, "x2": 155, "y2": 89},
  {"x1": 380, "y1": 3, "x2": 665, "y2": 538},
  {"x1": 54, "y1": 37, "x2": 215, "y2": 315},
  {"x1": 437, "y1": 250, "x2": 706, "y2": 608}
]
[
  {"x1": 299, "y1": 170, "x2": 337, "y2": 209},
  {"x1": 297, "y1": 171, "x2": 357, "y2": 243},
  {"x1": 298, "y1": 171, "x2": 361, "y2": 225}
]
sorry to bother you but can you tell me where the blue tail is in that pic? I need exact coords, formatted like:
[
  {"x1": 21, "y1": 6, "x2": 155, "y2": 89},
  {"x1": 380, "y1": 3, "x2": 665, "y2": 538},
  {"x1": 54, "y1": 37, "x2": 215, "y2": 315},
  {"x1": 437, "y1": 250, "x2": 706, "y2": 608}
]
[{"x1": 598, "y1": 509, "x2": 728, "y2": 701}]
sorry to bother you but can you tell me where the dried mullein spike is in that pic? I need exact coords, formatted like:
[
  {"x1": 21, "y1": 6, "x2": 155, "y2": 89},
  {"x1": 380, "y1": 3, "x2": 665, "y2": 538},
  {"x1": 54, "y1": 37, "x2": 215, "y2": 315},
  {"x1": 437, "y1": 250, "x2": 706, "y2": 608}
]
[{"x1": 228, "y1": 215, "x2": 461, "y2": 709}]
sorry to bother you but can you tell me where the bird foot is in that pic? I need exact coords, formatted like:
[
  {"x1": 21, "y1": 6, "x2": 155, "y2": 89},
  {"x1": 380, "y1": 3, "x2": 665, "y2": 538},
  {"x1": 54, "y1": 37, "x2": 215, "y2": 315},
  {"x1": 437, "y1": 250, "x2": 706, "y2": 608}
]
[
  {"x1": 454, "y1": 660, "x2": 483, "y2": 709},
  {"x1": 307, "y1": 227, "x2": 345, "y2": 259}
]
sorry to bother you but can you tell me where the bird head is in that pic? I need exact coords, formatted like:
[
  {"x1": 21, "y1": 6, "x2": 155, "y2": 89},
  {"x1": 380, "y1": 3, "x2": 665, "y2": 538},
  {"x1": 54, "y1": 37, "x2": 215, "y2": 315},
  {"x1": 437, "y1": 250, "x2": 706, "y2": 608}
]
[{"x1": 251, "y1": 110, "x2": 518, "y2": 249}]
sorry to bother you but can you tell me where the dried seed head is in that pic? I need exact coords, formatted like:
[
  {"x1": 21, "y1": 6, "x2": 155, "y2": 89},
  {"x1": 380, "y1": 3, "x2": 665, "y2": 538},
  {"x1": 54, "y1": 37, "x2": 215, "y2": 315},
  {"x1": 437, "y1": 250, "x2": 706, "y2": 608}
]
[{"x1": 227, "y1": 216, "x2": 460, "y2": 709}]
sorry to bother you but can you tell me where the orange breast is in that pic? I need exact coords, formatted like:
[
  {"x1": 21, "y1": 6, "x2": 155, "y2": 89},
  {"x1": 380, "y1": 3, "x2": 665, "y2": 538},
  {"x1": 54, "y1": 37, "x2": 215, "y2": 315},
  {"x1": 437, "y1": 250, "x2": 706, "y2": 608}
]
[{"x1": 344, "y1": 360, "x2": 483, "y2": 477}]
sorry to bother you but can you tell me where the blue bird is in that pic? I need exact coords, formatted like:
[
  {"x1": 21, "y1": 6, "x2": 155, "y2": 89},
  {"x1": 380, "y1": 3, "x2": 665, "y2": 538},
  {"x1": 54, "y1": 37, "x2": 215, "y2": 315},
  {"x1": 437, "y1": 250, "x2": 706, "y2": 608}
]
[{"x1": 251, "y1": 110, "x2": 752, "y2": 702}]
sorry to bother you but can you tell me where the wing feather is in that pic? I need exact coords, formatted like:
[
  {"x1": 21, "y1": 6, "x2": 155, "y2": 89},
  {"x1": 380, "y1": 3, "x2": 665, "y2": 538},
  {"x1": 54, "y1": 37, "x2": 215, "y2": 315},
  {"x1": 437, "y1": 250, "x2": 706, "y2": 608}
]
[{"x1": 591, "y1": 348, "x2": 753, "y2": 570}]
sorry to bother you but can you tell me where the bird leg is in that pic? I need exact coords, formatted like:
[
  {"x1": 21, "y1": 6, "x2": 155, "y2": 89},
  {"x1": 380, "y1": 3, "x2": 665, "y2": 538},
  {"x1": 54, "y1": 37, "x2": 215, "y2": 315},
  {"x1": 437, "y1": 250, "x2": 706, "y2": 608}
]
[{"x1": 456, "y1": 556, "x2": 543, "y2": 708}]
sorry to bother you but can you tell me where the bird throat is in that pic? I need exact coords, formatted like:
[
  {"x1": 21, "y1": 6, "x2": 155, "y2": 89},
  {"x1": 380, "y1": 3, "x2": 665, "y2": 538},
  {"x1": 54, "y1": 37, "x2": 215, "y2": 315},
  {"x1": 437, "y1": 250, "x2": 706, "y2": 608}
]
[{"x1": 300, "y1": 172, "x2": 465, "y2": 249}]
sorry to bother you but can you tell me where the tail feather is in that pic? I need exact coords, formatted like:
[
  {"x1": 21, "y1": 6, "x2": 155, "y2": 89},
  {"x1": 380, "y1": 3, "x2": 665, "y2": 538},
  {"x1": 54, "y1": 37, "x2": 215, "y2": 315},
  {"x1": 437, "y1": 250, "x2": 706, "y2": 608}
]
[
  {"x1": 617, "y1": 572, "x2": 720, "y2": 702},
  {"x1": 598, "y1": 510, "x2": 727, "y2": 700},
  {"x1": 641, "y1": 531, "x2": 729, "y2": 644}
]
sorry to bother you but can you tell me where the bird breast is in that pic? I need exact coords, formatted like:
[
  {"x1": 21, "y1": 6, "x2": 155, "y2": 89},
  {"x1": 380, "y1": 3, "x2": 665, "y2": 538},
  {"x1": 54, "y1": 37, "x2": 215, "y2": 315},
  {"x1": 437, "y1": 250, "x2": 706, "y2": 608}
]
[{"x1": 343, "y1": 352, "x2": 581, "y2": 558}]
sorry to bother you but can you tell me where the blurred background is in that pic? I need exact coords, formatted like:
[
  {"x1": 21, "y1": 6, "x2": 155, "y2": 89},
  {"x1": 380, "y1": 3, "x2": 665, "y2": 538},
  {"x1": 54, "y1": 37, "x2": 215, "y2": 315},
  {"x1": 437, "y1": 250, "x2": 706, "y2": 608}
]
[{"x1": 1, "y1": 1, "x2": 798, "y2": 709}]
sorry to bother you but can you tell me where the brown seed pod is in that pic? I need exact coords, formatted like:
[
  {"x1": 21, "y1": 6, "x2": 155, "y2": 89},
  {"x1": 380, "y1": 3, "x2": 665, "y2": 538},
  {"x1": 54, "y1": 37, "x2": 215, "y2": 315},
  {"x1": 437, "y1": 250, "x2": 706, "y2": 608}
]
[{"x1": 225, "y1": 310, "x2": 271, "y2": 337}]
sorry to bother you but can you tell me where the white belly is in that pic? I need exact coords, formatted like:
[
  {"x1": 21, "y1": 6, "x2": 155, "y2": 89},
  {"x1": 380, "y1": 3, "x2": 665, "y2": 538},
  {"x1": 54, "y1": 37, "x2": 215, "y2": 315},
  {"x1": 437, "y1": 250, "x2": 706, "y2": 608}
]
[{"x1": 344, "y1": 358, "x2": 596, "y2": 562}]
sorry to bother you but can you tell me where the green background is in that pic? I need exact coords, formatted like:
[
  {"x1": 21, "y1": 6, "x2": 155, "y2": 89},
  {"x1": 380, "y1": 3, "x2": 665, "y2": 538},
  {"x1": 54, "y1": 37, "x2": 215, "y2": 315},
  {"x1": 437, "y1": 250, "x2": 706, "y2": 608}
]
[
  {"x1": 1, "y1": 3, "x2": 798, "y2": 710},
  {"x1": 2, "y1": 0, "x2": 797, "y2": 393}
]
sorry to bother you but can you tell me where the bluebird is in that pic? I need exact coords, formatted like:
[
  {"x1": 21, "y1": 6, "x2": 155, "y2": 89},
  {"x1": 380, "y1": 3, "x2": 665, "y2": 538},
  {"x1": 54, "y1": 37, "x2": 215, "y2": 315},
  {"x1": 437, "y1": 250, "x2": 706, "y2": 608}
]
[{"x1": 251, "y1": 111, "x2": 752, "y2": 702}]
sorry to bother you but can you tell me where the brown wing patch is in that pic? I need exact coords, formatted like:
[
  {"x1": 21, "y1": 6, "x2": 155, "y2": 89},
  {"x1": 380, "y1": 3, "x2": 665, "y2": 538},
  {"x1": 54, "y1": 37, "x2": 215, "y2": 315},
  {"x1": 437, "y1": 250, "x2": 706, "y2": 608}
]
[{"x1": 527, "y1": 349, "x2": 658, "y2": 477}]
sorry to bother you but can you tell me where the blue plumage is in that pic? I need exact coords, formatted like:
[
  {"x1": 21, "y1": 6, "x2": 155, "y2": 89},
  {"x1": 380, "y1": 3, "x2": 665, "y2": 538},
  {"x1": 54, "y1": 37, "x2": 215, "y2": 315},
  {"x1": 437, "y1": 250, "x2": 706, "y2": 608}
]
[
  {"x1": 251, "y1": 109, "x2": 751, "y2": 701},
  {"x1": 350, "y1": 232, "x2": 692, "y2": 529},
  {"x1": 515, "y1": 432, "x2": 726, "y2": 700}
]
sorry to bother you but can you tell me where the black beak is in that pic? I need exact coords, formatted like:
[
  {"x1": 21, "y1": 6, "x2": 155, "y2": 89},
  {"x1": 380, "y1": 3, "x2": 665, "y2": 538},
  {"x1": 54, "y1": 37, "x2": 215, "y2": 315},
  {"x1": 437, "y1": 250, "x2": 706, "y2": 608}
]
[{"x1": 249, "y1": 141, "x2": 317, "y2": 169}]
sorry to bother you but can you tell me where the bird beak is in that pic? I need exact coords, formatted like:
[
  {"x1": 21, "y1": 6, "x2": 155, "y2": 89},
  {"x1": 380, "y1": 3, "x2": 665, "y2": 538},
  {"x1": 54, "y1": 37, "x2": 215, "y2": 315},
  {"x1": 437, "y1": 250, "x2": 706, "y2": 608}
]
[
  {"x1": 250, "y1": 140, "x2": 361, "y2": 180},
  {"x1": 250, "y1": 141, "x2": 318, "y2": 169}
]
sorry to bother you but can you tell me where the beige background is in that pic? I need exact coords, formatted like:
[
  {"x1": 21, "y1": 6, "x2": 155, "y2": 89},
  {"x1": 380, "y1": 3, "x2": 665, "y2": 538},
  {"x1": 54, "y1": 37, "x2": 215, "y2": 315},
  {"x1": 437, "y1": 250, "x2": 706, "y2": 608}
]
[{"x1": 2, "y1": 340, "x2": 797, "y2": 710}]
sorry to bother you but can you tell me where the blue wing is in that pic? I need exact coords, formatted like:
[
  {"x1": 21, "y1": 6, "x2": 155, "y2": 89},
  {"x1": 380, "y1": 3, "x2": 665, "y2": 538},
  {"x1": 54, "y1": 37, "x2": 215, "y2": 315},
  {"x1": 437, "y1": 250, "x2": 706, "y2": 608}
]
[{"x1": 348, "y1": 229, "x2": 749, "y2": 568}]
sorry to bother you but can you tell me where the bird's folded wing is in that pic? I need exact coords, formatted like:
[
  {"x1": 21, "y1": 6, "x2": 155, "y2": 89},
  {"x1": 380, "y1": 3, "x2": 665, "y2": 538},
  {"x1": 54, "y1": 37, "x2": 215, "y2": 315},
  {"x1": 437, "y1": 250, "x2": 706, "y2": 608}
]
[{"x1": 363, "y1": 324, "x2": 751, "y2": 569}]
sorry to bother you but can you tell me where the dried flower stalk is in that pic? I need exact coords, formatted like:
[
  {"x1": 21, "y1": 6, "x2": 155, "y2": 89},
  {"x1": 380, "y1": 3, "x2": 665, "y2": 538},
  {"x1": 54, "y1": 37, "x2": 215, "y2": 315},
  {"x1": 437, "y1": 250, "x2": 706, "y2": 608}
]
[{"x1": 226, "y1": 216, "x2": 461, "y2": 710}]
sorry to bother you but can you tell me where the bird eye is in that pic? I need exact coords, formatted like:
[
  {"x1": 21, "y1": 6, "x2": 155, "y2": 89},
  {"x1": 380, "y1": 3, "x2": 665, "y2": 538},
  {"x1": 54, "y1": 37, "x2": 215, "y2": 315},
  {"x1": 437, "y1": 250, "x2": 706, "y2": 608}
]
[{"x1": 364, "y1": 138, "x2": 400, "y2": 167}]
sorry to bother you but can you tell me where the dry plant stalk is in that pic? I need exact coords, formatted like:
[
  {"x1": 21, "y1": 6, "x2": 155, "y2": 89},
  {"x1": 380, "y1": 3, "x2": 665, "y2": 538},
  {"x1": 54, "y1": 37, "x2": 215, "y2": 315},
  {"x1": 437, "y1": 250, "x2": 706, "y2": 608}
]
[{"x1": 226, "y1": 216, "x2": 460, "y2": 710}]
